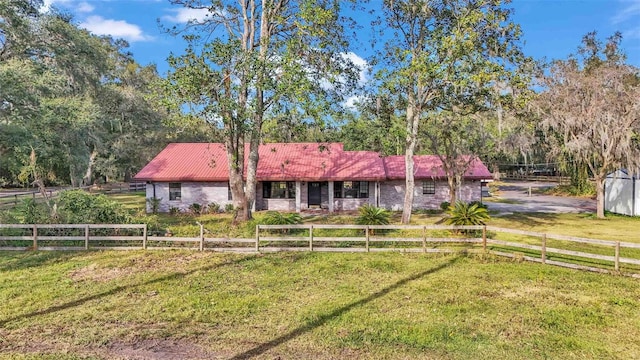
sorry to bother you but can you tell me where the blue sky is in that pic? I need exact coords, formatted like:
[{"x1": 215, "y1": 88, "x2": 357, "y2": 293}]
[{"x1": 44, "y1": 0, "x2": 640, "y2": 76}]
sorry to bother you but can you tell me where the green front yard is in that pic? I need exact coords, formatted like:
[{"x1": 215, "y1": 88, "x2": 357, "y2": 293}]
[{"x1": 1, "y1": 251, "x2": 639, "y2": 359}]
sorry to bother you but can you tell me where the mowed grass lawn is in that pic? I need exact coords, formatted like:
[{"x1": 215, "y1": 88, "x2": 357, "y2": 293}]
[{"x1": 1, "y1": 250, "x2": 639, "y2": 359}]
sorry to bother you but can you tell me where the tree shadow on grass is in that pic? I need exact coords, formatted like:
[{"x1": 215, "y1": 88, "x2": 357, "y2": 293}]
[
  {"x1": 494, "y1": 212, "x2": 561, "y2": 228},
  {"x1": 229, "y1": 256, "x2": 461, "y2": 360},
  {"x1": 0, "y1": 254, "x2": 258, "y2": 327},
  {"x1": 0, "y1": 251, "x2": 87, "y2": 272}
]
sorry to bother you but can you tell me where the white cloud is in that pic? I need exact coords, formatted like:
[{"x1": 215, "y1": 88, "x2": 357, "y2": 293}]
[
  {"x1": 611, "y1": 0, "x2": 640, "y2": 39},
  {"x1": 612, "y1": 0, "x2": 640, "y2": 24},
  {"x1": 76, "y1": 2, "x2": 95, "y2": 13},
  {"x1": 42, "y1": 0, "x2": 72, "y2": 12},
  {"x1": 342, "y1": 52, "x2": 369, "y2": 85},
  {"x1": 79, "y1": 16, "x2": 152, "y2": 42},
  {"x1": 163, "y1": 8, "x2": 213, "y2": 23},
  {"x1": 344, "y1": 95, "x2": 364, "y2": 110}
]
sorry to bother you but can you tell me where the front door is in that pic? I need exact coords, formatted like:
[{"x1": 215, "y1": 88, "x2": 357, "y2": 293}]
[{"x1": 308, "y1": 182, "x2": 321, "y2": 207}]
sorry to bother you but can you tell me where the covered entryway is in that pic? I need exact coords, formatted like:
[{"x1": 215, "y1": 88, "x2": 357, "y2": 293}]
[{"x1": 308, "y1": 182, "x2": 322, "y2": 207}]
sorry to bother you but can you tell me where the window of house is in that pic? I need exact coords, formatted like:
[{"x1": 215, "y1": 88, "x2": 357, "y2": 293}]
[
  {"x1": 169, "y1": 183, "x2": 181, "y2": 200},
  {"x1": 262, "y1": 181, "x2": 295, "y2": 199},
  {"x1": 422, "y1": 180, "x2": 435, "y2": 195},
  {"x1": 334, "y1": 181, "x2": 369, "y2": 198}
]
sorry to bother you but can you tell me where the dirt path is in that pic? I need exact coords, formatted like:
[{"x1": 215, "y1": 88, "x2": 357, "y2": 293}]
[{"x1": 486, "y1": 181, "x2": 596, "y2": 214}]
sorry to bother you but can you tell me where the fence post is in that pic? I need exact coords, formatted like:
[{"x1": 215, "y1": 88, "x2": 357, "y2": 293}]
[
  {"x1": 85, "y1": 224, "x2": 89, "y2": 250},
  {"x1": 32, "y1": 224, "x2": 38, "y2": 251},
  {"x1": 482, "y1": 226, "x2": 487, "y2": 252},
  {"x1": 365, "y1": 226, "x2": 370, "y2": 252},
  {"x1": 422, "y1": 226, "x2": 427, "y2": 253},
  {"x1": 255, "y1": 225, "x2": 260, "y2": 252},
  {"x1": 199, "y1": 223, "x2": 204, "y2": 251},
  {"x1": 14, "y1": 194, "x2": 17, "y2": 205},
  {"x1": 615, "y1": 241, "x2": 620, "y2": 272},
  {"x1": 143, "y1": 224, "x2": 148, "y2": 250},
  {"x1": 309, "y1": 225, "x2": 313, "y2": 251},
  {"x1": 541, "y1": 234, "x2": 547, "y2": 264}
]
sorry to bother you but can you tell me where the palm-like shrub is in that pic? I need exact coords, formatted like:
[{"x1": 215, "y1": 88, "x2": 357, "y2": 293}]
[
  {"x1": 445, "y1": 201, "x2": 490, "y2": 226},
  {"x1": 356, "y1": 204, "x2": 390, "y2": 225},
  {"x1": 262, "y1": 211, "x2": 302, "y2": 225},
  {"x1": 188, "y1": 203, "x2": 203, "y2": 215}
]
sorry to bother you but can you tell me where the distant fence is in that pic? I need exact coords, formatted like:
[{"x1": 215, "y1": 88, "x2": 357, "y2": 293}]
[
  {"x1": 500, "y1": 174, "x2": 570, "y2": 184},
  {"x1": 129, "y1": 181, "x2": 146, "y2": 192},
  {"x1": 0, "y1": 183, "x2": 144, "y2": 209},
  {"x1": 0, "y1": 223, "x2": 638, "y2": 278}
]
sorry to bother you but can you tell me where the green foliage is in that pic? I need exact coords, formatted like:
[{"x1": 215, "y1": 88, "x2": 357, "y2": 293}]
[
  {"x1": 0, "y1": 6, "x2": 212, "y2": 187},
  {"x1": 469, "y1": 201, "x2": 488, "y2": 210},
  {"x1": 547, "y1": 184, "x2": 596, "y2": 197},
  {"x1": 57, "y1": 190, "x2": 130, "y2": 224},
  {"x1": 14, "y1": 198, "x2": 49, "y2": 224},
  {"x1": 208, "y1": 202, "x2": 221, "y2": 213},
  {"x1": 169, "y1": 207, "x2": 180, "y2": 215},
  {"x1": 356, "y1": 204, "x2": 391, "y2": 226},
  {"x1": 131, "y1": 213, "x2": 164, "y2": 236},
  {"x1": 224, "y1": 204, "x2": 235, "y2": 213},
  {"x1": 188, "y1": 203, "x2": 203, "y2": 215},
  {"x1": 440, "y1": 202, "x2": 451, "y2": 211},
  {"x1": 146, "y1": 197, "x2": 162, "y2": 215},
  {"x1": 261, "y1": 211, "x2": 302, "y2": 225},
  {"x1": 445, "y1": 201, "x2": 490, "y2": 226}
]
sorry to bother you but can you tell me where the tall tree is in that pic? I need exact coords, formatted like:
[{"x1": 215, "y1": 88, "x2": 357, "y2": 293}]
[
  {"x1": 537, "y1": 32, "x2": 640, "y2": 218},
  {"x1": 0, "y1": 8, "x2": 185, "y2": 187},
  {"x1": 164, "y1": 0, "x2": 357, "y2": 222},
  {"x1": 0, "y1": 0, "x2": 42, "y2": 61},
  {"x1": 338, "y1": 96, "x2": 405, "y2": 155},
  {"x1": 377, "y1": 0, "x2": 527, "y2": 223}
]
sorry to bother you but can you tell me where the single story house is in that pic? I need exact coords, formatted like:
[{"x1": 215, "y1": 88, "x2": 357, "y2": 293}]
[
  {"x1": 605, "y1": 169, "x2": 640, "y2": 216},
  {"x1": 133, "y1": 143, "x2": 492, "y2": 213}
]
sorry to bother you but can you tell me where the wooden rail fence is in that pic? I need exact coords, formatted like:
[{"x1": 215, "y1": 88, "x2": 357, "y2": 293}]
[{"x1": 0, "y1": 223, "x2": 638, "y2": 277}]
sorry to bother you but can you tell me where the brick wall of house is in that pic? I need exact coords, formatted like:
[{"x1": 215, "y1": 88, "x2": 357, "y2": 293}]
[
  {"x1": 379, "y1": 180, "x2": 481, "y2": 211},
  {"x1": 146, "y1": 182, "x2": 232, "y2": 213},
  {"x1": 333, "y1": 183, "x2": 375, "y2": 211},
  {"x1": 147, "y1": 180, "x2": 482, "y2": 213},
  {"x1": 256, "y1": 182, "x2": 299, "y2": 211},
  {"x1": 262, "y1": 199, "x2": 296, "y2": 211}
]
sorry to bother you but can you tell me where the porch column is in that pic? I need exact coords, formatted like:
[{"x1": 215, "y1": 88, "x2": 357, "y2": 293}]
[
  {"x1": 328, "y1": 181, "x2": 334, "y2": 213},
  {"x1": 295, "y1": 181, "x2": 301, "y2": 212},
  {"x1": 375, "y1": 181, "x2": 380, "y2": 207},
  {"x1": 251, "y1": 184, "x2": 256, "y2": 211}
]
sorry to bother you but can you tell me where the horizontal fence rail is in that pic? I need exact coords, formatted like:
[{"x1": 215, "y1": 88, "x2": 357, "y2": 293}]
[{"x1": 0, "y1": 223, "x2": 639, "y2": 277}]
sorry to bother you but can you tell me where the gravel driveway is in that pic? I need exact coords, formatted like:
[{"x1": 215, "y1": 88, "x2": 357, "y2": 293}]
[{"x1": 485, "y1": 181, "x2": 596, "y2": 214}]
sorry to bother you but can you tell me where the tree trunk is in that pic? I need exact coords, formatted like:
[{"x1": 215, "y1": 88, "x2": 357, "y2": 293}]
[
  {"x1": 225, "y1": 120, "x2": 248, "y2": 223},
  {"x1": 82, "y1": 150, "x2": 97, "y2": 186},
  {"x1": 595, "y1": 175, "x2": 605, "y2": 219},
  {"x1": 448, "y1": 175, "x2": 457, "y2": 206},
  {"x1": 401, "y1": 92, "x2": 419, "y2": 224}
]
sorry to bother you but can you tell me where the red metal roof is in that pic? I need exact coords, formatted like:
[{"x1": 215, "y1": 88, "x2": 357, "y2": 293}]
[
  {"x1": 383, "y1": 155, "x2": 492, "y2": 180},
  {"x1": 134, "y1": 143, "x2": 229, "y2": 182},
  {"x1": 134, "y1": 143, "x2": 492, "y2": 182},
  {"x1": 256, "y1": 143, "x2": 386, "y2": 181}
]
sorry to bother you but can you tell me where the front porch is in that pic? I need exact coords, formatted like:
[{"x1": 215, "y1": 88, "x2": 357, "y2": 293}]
[{"x1": 257, "y1": 181, "x2": 380, "y2": 213}]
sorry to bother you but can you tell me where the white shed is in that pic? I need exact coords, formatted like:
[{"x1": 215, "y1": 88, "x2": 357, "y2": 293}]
[{"x1": 605, "y1": 170, "x2": 640, "y2": 216}]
